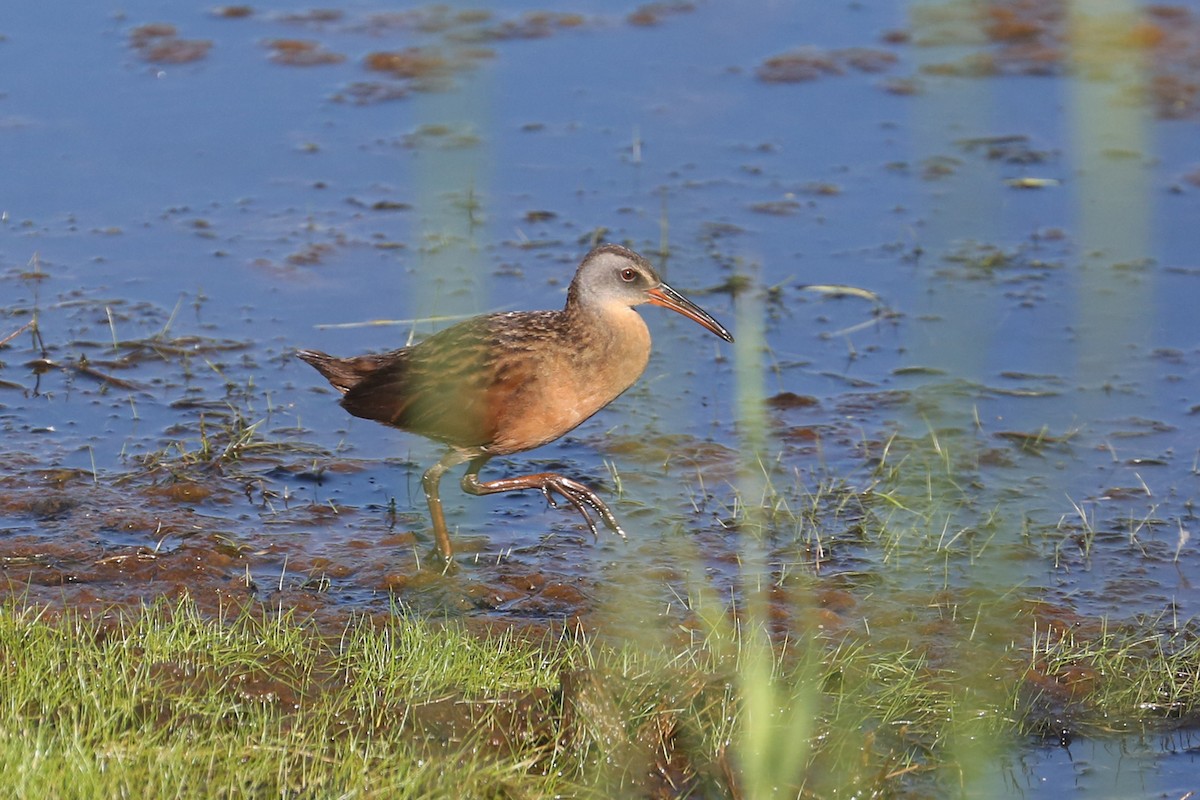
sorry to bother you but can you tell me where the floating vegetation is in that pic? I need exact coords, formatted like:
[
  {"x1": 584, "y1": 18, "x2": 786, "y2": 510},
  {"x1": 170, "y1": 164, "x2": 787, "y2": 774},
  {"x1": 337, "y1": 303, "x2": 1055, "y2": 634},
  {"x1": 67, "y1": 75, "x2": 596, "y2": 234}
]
[
  {"x1": 263, "y1": 38, "x2": 345, "y2": 67},
  {"x1": 756, "y1": 46, "x2": 899, "y2": 83},
  {"x1": 128, "y1": 23, "x2": 213, "y2": 64}
]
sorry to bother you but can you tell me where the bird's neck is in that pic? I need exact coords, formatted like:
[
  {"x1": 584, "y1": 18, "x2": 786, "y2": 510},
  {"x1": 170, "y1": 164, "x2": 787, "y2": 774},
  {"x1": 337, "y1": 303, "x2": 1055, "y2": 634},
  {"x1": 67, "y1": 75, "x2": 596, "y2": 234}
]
[{"x1": 564, "y1": 298, "x2": 650, "y2": 381}]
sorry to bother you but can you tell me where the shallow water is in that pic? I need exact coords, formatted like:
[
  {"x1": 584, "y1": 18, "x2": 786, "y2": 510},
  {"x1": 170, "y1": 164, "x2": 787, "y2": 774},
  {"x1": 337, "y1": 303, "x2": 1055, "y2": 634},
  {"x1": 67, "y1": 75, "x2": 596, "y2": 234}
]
[{"x1": 2, "y1": 0, "x2": 1200, "y2": 793}]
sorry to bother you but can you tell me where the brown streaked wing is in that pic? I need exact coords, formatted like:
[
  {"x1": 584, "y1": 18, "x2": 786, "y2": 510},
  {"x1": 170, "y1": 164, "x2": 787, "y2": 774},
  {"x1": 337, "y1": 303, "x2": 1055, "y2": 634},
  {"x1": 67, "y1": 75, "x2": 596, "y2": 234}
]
[{"x1": 339, "y1": 312, "x2": 561, "y2": 449}]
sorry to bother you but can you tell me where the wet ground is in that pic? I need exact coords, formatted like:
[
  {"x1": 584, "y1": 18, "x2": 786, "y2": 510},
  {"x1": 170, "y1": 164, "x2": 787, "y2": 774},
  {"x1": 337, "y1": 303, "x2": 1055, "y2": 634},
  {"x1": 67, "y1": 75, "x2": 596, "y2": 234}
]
[{"x1": 3, "y1": 1, "x2": 1200, "y2": 794}]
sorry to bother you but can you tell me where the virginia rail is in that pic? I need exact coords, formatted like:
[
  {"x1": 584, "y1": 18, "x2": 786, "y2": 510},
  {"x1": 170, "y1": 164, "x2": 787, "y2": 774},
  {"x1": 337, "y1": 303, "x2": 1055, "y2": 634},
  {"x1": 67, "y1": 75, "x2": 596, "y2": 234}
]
[{"x1": 297, "y1": 244, "x2": 734, "y2": 560}]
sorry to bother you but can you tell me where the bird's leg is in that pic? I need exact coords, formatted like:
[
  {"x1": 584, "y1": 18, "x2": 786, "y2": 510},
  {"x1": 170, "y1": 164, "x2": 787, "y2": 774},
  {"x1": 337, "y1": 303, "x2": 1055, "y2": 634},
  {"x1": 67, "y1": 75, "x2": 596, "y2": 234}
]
[
  {"x1": 460, "y1": 456, "x2": 626, "y2": 541},
  {"x1": 421, "y1": 450, "x2": 470, "y2": 560}
]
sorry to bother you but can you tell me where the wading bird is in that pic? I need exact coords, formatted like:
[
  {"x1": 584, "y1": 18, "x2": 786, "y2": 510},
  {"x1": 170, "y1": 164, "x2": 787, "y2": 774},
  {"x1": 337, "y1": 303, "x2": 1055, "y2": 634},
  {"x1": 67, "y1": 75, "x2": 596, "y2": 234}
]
[{"x1": 298, "y1": 244, "x2": 733, "y2": 560}]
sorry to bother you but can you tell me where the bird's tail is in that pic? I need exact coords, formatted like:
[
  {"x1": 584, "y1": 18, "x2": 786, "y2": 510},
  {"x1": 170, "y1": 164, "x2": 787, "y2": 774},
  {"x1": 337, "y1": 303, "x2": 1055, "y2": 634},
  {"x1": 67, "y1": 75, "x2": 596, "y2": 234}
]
[{"x1": 295, "y1": 349, "x2": 360, "y2": 394}]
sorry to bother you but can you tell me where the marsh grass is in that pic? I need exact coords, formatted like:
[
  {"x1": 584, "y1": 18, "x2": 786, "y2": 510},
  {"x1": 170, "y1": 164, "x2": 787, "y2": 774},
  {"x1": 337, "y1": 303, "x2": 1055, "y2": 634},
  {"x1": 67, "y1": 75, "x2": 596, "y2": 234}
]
[
  {"x1": 0, "y1": 598, "x2": 575, "y2": 799},
  {"x1": 687, "y1": 409, "x2": 1200, "y2": 796},
  {"x1": 131, "y1": 404, "x2": 326, "y2": 487},
  {"x1": 1028, "y1": 615, "x2": 1200, "y2": 730},
  {"x1": 2, "y1": 499, "x2": 1197, "y2": 800}
]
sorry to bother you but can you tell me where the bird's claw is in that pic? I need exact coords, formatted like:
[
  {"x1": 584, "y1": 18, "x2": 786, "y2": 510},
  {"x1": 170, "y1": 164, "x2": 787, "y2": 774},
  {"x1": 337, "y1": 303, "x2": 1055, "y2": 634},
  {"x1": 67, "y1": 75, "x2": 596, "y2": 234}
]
[{"x1": 541, "y1": 480, "x2": 626, "y2": 541}]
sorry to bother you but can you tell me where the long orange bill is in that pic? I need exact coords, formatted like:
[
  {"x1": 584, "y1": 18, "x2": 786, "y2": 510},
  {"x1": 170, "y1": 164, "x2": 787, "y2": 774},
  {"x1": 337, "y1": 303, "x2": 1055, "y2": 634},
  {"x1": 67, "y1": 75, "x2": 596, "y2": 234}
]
[{"x1": 648, "y1": 283, "x2": 735, "y2": 343}]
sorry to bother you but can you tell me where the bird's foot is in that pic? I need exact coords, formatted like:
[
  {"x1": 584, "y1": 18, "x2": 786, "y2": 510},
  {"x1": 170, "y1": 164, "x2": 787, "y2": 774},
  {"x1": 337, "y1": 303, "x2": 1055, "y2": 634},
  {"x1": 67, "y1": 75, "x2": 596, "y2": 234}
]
[
  {"x1": 459, "y1": 460, "x2": 626, "y2": 544},
  {"x1": 539, "y1": 477, "x2": 626, "y2": 541},
  {"x1": 425, "y1": 543, "x2": 457, "y2": 570}
]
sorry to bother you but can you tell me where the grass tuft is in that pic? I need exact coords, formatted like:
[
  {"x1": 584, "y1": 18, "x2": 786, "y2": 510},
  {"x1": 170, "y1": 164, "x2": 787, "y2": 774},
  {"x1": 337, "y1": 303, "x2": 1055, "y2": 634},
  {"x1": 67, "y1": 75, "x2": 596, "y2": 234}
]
[{"x1": 1, "y1": 591, "x2": 1194, "y2": 797}]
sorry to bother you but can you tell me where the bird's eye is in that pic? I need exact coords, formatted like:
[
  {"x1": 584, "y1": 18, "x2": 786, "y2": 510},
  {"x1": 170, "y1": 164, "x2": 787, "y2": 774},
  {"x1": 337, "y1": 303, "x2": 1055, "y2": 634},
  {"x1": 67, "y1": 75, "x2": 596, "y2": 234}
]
[{"x1": 620, "y1": 268, "x2": 637, "y2": 282}]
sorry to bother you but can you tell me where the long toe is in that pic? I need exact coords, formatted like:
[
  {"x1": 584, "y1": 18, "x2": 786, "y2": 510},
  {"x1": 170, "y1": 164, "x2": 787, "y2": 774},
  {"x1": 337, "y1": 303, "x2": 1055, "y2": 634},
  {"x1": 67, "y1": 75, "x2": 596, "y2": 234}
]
[
  {"x1": 544, "y1": 485, "x2": 600, "y2": 538},
  {"x1": 544, "y1": 477, "x2": 626, "y2": 540}
]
